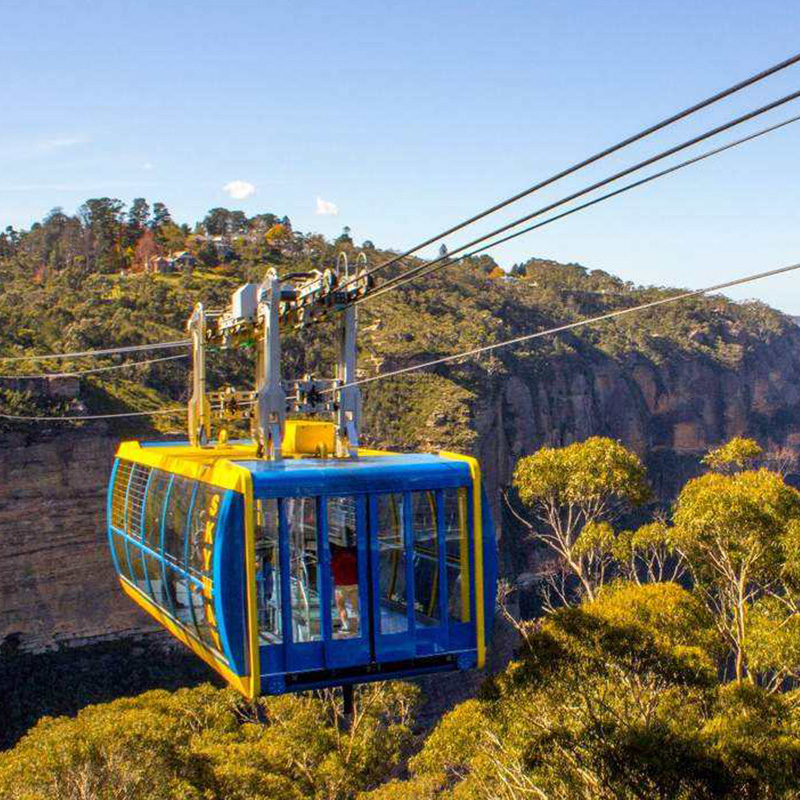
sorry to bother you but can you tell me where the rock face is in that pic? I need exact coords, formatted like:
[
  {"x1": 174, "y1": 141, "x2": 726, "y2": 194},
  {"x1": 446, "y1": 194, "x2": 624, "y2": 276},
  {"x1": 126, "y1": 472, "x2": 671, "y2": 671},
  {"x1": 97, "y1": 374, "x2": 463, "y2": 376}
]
[
  {"x1": 473, "y1": 331, "x2": 800, "y2": 517},
  {"x1": 2, "y1": 325, "x2": 800, "y2": 650},
  {"x1": 0, "y1": 429, "x2": 157, "y2": 651}
]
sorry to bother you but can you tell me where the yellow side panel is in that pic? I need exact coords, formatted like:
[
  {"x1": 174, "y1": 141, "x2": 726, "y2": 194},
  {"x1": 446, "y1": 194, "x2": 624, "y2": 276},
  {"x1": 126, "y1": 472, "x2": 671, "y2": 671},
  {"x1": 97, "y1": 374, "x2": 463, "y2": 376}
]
[{"x1": 440, "y1": 451, "x2": 486, "y2": 669}]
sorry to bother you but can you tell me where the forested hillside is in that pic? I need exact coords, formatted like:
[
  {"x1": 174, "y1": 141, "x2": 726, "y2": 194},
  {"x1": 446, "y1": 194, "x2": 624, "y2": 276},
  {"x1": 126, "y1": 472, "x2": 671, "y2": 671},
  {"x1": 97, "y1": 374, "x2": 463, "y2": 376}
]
[{"x1": 1, "y1": 197, "x2": 796, "y2": 457}]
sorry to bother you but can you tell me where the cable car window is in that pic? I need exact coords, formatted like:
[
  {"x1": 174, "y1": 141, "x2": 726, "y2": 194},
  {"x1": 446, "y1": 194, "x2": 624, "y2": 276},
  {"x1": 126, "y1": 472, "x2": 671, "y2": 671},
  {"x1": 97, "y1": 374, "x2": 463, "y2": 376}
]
[
  {"x1": 128, "y1": 534, "x2": 150, "y2": 595},
  {"x1": 111, "y1": 461, "x2": 133, "y2": 531},
  {"x1": 328, "y1": 497, "x2": 359, "y2": 639},
  {"x1": 191, "y1": 578, "x2": 221, "y2": 652},
  {"x1": 412, "y1": 492, "x2": 440, "y2": 626},
  {"x1": 444, "y1": 488, "x2": 470, "y2": 622},
  {"x1": 377, "y1": 494, "x2": 408, "y2": 634},
  {"x1": 163, "y1": 477, "x2": 195, "y2": 567},
  {"x1": 287, "y1": 497, "x2": 321, "y2": 643},
  {"x1": 256, "y1": 499, "x2": 282, "y2": 644},
  {"x1": 126, "y1": 464, "x2": 150, "y2": 542},
  {"x1": 186, "y1": 484, "x2": 223, "y2": 651},
  {"x1": 110, "y1": 532, "x2": 130, "y2": 581},
  {"x1": 142, "y1": 549, "x2": 168, "y2": 606},
  {"x1": 144, "y1": 470, "x2": 170, "y2": 550},
  {"x1": 168, "y1": 566, "x2": 194, "y2": 626},
  {"x1": 187, "y1": 484, "x2": 222, "y2": 578}
]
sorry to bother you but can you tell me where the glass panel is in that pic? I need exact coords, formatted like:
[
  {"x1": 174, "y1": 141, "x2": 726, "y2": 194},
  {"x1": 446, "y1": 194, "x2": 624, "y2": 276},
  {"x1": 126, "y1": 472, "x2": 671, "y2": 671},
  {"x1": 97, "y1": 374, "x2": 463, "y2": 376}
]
[
  {"x1": 444, "y1": 488, "x2": 470, "y2": 622},
  {"x1": 126, "y1": 464, "x2": 151, "y2": 541},
  {"x1": 128, "y1": 542, "x2": 150, "y2": 595},
  {"x1": 377, "y1": 493, "x2": 408, "y2": 634},
  {"x1": 190, "y1": 577, "x2": 222, "y2": 652},
  {"x1": 256, "y1": 498, "x2": 282, "y2": 644},
  {"x1": 187, "y1": 484, "x2": 223, "y2": 578},
  {"x1": 143, "y1": 549, "x2": 168, "y2": 606},
  {"x1": 163, "y1": 477, "x2": 194, "y2": 567},
  {"x1": 143, "y1": 470, "x2": 170, "y2": 550},
  {"x1": 110, "y1": 461, "x2": 133, "y2": 530},
  {"x1": 328, "y1": 497, "x2": 360, "y2": 639},
  {"x1": 412, "y1": 492, "x2": 440, "y2": 626},
  {"x1": 110, "y1": 531, "x2": 131, "y2": 579},
  {"x1": 286, "y1": 497, "x2": 321, "y2": 643},
  {"x1": 185, "y1": 484, "x2": 224, "y2": 652},
  {"x1": 167, "y1": 566, "x2": 194, "y2": 626}
]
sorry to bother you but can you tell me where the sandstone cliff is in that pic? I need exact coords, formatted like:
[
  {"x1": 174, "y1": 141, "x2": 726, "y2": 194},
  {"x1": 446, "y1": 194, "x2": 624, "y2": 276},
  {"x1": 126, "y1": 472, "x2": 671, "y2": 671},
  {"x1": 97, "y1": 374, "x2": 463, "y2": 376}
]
[{"x1": 0, "y1": 429, "x2": 159, "y2": 650}]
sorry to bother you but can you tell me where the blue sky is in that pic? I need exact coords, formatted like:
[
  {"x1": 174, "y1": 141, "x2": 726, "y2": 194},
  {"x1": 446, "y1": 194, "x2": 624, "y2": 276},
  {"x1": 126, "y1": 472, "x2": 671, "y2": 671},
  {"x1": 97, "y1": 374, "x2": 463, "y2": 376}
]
[{"x1": 2, "y1": 0, "x2": 799, "y2": 310}]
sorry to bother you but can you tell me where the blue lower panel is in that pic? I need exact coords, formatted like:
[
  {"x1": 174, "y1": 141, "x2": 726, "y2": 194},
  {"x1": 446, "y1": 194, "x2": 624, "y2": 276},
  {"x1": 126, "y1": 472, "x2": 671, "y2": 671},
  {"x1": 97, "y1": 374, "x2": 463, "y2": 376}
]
[{"x1": 262, "y1": 650, "x2": 478, "y2": 694}]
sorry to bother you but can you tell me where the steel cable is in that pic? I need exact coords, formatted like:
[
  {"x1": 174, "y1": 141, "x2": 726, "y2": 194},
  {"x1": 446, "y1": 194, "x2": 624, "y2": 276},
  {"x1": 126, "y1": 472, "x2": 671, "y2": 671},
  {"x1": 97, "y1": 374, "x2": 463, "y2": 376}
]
[
  {"x1": 324, "y1": 261, "x2": 800, "y2": 394},
  {"x1": 358, "y1": 88, "x2": 800, "y2": 301},
  {"x1": 357, "y1": 112, "x2": 800, "y2": 305},
  {"x1": 339, "y1": 51, "x2": 800, "y2": 290}
]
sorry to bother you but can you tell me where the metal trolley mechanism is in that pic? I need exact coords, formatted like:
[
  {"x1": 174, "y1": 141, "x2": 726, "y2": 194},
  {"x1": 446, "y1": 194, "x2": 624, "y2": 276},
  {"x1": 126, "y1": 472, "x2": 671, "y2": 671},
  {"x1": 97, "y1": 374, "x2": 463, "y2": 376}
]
[
  {"x1": 107, "y1": 252, "x2": 497, "y2": 703},
  {"x1": 186, "y1": 252, "x2": 370, "y2": 459}
]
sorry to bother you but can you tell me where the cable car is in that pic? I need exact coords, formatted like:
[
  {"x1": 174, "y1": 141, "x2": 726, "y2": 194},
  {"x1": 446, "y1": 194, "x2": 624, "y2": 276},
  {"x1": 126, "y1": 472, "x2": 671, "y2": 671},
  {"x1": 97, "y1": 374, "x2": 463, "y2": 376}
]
[
  {"x1": 108, "y1": 421, "x2": 496, "y2": 699},
  {"x1": 107, "y1": 262, "x2": 497, "y2": 699}
]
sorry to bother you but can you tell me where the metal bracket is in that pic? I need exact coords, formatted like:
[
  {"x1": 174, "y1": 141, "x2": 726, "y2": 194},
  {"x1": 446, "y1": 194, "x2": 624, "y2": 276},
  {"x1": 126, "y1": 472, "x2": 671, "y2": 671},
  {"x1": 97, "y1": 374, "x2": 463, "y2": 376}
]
[
  {"x1": 255, "y1": 272, "x2": 286, "y2": 460},
  {"x1": 185, "y1": 251, "x2": 366, "y2": 458}
]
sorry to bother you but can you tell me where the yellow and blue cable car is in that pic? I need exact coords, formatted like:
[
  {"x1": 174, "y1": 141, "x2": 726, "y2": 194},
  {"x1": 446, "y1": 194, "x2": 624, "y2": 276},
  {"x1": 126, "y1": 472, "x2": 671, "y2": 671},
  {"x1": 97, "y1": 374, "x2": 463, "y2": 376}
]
[
  {"x1": 107, "y1": 265, "x2": 497, "y2": 699},
  {"x1": 107, "y1": 422, "x2": 497, "y2": 698}
]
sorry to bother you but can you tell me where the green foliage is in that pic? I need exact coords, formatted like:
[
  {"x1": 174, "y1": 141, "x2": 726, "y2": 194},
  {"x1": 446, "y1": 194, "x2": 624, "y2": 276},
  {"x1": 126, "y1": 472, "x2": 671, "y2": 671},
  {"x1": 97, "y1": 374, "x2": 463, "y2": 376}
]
[
  {"x1": 674, "y1": 468, "x2": 800, "y2": 683},
  {"x1": 371, "y1": 583, "x2": 800, "y2": 799},
  {"x1": 513, "y1": 436, "x2": 650, "y2": 511},
  {"x1": 512, "y1": 437, "x2": 650, "y2": 603},
  {"x1": 674, "y1": 469, "x2": 800, "y2": 586},
  {"x1": 703, "y1": 437, "x2": 764, "y2": 473},
  {"x1": 744, "y1": 596, "x2": 800, "y2": 688},
  {"x1": 588, "y1": 581, "x2": 721, "y2": 662},
  {"x1": 572, "y1": 519, "x2": 615, "y2": 559},
  {"x1": 1, "y1": 202, "x2": 796, "y2": 453},
  {"x1": 0, "y1": 682, "x2": 420, "y2": 800}
]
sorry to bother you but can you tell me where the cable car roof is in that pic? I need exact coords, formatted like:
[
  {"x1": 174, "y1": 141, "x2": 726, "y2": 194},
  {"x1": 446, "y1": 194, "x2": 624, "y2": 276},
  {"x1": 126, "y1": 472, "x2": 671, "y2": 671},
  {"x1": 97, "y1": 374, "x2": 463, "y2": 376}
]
[
  {"x1": 237, "y1": 454, "x2": 471, "y2": 496},
  {"x1": 117, "y1": 433, "x2": 473, "y2": 497}
]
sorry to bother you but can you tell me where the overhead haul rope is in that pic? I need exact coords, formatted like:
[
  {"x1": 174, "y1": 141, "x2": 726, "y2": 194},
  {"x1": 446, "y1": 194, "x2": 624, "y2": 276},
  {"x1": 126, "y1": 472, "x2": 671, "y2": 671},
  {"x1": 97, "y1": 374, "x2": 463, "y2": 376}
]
[
  {"x1": 357, "y1": 112, "x2": 800, "y2": 304},
  {"x1": 338, "y1": 50, "x2": 800, "y2": 291},
  {"x1": 0, "y1": 408, "x2": 185, "y2": 422},
  {"x1": 354, "y1": 89, "x2": 800, "y2": 303},
  {"x1": 323, "y1": 261, "x2": 800, "y2": 394},
  {"x1": 0, "y1": 339, "x2": 191, "y2": 364},
  {"x1": 0, "y1": 353, "x2": 188, "y2": 380}
]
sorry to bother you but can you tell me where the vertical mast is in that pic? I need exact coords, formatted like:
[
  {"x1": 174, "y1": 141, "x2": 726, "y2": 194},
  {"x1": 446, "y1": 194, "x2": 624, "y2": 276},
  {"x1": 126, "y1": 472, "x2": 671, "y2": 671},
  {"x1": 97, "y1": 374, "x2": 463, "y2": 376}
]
[{"x1": 256, "y1": 271, "x2": 286, "y2": 460}]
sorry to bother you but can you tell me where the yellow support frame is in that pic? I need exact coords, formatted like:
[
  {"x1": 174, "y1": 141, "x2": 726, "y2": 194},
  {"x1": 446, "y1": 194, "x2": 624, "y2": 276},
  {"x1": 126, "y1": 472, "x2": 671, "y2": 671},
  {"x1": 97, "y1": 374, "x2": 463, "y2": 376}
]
[{"x1": 440, "y1": 451, "x2": 486, "y2": 669}]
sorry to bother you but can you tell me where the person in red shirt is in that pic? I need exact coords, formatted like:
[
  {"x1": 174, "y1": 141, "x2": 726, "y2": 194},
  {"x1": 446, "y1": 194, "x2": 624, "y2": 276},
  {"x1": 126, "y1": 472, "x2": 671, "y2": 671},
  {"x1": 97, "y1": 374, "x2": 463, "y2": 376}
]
[{"x1": 331, "y1": 540, "x2": 359, "y2": 636}]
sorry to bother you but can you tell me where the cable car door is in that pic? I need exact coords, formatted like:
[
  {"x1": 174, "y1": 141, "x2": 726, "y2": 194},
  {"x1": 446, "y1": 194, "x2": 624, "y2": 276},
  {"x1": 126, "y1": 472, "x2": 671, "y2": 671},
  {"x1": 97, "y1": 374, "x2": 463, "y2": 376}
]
[
  {"x1": 323, "y1": 495, "x2": 370, "y2": 669},
  {"x1": 370, "y1": 491, "x2": 449, "y2": 663},
  {"x1": 281, "y1": 495, "x2": 370, "y2": 674}
]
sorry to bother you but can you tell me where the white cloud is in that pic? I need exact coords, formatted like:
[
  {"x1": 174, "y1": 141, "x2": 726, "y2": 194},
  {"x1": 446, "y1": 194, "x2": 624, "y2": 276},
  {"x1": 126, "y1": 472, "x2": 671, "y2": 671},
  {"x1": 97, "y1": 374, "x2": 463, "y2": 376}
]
[
  {"x1": 315, "y1": 196, "x2": 339, "y2": 216},
  {"x1": 143, "y1": 161, "x2": 154, "y2": 171},
  {"x1": 223, "y1": 179, "x2": 256, "y2": 200},
  {"x1": 36, "y1": 136, "x2": 90, "y2": 153}
]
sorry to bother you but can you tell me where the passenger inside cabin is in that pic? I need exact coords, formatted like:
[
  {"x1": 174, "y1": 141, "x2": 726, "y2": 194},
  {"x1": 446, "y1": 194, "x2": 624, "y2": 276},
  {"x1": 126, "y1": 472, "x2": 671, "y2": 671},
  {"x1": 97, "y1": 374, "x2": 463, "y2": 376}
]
[{"x1": 331, "y1": 536, "x2": 359, "y2": 636}]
